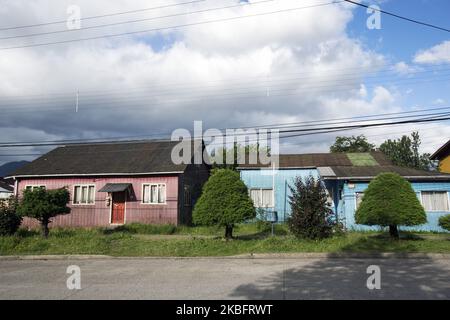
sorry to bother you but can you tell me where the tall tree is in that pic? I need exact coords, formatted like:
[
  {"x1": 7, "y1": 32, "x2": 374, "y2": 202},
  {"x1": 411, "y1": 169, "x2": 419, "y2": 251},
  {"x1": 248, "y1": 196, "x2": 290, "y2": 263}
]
[
  {"x1": 17, "y1": 187, "x2": 71, "y2": 238},
  {"x1": 211, "y1": 143, "x2": 270, "y2": 170},
  {"x1": 330, "y1": 135, "x2": 375, "y2": 153},
  {"x1": 379, "y1": 132, "x2": 433, "y2": 170},
  {"x1": 193, "y1": 169, "x2": 255, "y2": 239}
]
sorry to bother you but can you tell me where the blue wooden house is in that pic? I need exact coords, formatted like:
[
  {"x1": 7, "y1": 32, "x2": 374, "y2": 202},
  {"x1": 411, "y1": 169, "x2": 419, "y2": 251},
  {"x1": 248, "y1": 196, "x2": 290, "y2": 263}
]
[{"x1": 238, "y1": 152, "x2": 450, "y2": 232}]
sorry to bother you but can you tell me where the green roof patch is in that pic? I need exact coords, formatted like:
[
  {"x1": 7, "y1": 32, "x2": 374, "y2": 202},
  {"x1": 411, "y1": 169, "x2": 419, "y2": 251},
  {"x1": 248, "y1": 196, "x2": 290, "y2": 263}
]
[{"x1": 346, "y1": 153, "x2": 379, "y2": 166}]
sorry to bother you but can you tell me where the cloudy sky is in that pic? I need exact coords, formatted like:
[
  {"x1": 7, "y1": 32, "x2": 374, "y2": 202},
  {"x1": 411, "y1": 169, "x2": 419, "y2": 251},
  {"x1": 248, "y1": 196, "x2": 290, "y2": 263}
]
[{"x1": 0, "y1": 0, "x2": 449, "y2": 165}]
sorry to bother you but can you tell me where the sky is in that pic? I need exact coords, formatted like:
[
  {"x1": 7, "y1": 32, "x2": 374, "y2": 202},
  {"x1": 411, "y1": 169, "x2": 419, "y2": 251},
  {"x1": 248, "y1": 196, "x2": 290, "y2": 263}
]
[{"x1": 0, "y1": 0, "x2": 449, "y2": 165}]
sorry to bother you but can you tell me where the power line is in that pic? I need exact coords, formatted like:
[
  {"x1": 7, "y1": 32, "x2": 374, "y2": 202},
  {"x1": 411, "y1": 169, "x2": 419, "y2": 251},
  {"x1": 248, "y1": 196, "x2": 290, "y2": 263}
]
[
  {"x1": 0, "y1": 0, "x2": 277, "y2": 41},
  {"x1": 1, "y1": 122, "x2": 445, "y2": 157},
  {"x1": 344, "y1": 0, "x2": 450, "y2": 33},
  {"x1": 1, "y1": 105, "x2": 448, "y2": 146},
  {"x1": 4, "y1": 60, "x2": 450, "y2": 101},
  {"x1": 0, "y1": 1, "x2": 343, "y2": 50},
  {"x1": 0, "y1": 111, "x2": 449, "y2": 148},
  {"x1": 2, "y1": 74, "x2": 450, "y2": 115},
  {"x1": 0, "y1": 0, "x2": 207, "y2": 32},
  {"x1": 2, "y1": 63, "x2": 449, "y2": 104}
]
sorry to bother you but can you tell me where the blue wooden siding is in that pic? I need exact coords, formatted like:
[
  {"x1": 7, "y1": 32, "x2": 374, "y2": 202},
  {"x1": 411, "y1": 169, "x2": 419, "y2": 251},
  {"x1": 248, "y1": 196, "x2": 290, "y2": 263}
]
[
  {"x1": 240, "y1": 168, "x2": 317, "y2": 222},
  {"x1": 239, "y1": 168, "x2": 450, "y2": 232}
]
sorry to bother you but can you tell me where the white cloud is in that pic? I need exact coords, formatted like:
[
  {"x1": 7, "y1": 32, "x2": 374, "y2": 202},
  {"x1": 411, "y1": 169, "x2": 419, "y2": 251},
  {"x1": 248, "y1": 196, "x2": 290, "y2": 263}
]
[
  {"x1": 392, "y1": 61, "x2": 420, "y2": 76},
  {"x1": 433, "y1": 98, "x2": 446, "y2": 105},
  {"x1": 414, "y1": 40, "x2": 450, "y2": 64},
  {"x1": 1, "y1": 0, "x2": 447, "y2": 164}
]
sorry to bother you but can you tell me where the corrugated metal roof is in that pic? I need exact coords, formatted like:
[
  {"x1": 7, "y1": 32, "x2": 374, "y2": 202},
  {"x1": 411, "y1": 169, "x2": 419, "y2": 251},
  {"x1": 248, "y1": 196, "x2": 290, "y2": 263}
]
[
  {"x1": 0, "y1": 179, "x2": 13, "y2": 192},
  {"x1": 98, "y1": 183, "x2": 132, "y2": 193},
  {"x1": 317, "y1": 167, "x2": 336, "y2": 177}
]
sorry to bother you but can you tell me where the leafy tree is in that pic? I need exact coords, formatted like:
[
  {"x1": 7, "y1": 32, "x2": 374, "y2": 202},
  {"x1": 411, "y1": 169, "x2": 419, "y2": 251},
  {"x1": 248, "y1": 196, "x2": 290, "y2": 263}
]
[
  {"x1": 17, "y1": 187, "x2": 71, "y2": 238},
  {"x1": 288, "y1": 175, "x2": 334, "y2": 239},
  {"x1": 355, "y1": 173, "x2": 427, "y2": 239},
  {"x1": 193, "y1": 169, "x2": 255, "y2": 239},
  {"x1": 330, "y1": 135, "x2": 375, "y2": 153},
  {"x1": 211, "y1": 143, "x2": 270, "y2": 170},
  {"x1": 0, "y1": 197, "x2": 22, "y2": 236},
  {"x1": 438, "y1": 214, "x2": 450, "y2": 231},
  {"x1": 379, "y1": 132, "x2": 434, "y2": 170}
]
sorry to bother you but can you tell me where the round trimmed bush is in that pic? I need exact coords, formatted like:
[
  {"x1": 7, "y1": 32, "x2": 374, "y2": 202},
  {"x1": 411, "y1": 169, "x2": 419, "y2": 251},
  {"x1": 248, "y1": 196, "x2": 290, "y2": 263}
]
[
  {"x1": 193, "y1": 169, "x2": 255, "y2": 239},
  {"x1": 355, "y1": 172, "x2": 427, "y2": 239}
]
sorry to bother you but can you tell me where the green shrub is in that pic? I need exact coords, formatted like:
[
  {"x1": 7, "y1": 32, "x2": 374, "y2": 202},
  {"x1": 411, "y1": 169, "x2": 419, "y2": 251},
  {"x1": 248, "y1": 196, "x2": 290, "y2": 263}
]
[
  {"x1": 17, "y1": 187, "x2": 71, "y2": 238},
  {"x1": 288, "y1": 175, "x2": 334, "y2": 240},
  {"x1": 0, "y1": 198, "x2": 22, "y2": 236},
  {"x1": 355, "y1": 172, "x2": 427, "y2": 239},
  {"x1": 193, "y1": 169, "x2": 256, "y2": 239},
  {"x1": 438, "y1": 215, "x2": 450, "y2": 231}
]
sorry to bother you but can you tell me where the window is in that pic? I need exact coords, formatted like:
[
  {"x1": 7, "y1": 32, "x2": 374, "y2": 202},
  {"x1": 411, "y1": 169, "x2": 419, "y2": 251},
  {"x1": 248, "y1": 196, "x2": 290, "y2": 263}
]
[
  {"x1": 25, "y1": 185, "x2": 45, "y2": 191},
  {"x1": 143, "y1": 183, "x2": 166, "y2": 204},
  {"x1": 249, "y1": 188, "x2": 273, "y2": 208},
  {"x1": 73, "y1": 185, "x2": 95, "y2": 204},
  {"x1": 355, "y1": 192, "x2": 364, "y2": 209},
  {"x1": 421, "y1": 191, "x2": 449, "y2": 211}
]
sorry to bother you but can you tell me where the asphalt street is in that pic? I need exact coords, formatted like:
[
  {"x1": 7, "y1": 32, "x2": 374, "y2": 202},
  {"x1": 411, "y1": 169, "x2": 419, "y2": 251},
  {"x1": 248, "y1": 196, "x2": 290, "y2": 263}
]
[{"x1": 0, "y1": 257, "x2": 449, "y2": 299}]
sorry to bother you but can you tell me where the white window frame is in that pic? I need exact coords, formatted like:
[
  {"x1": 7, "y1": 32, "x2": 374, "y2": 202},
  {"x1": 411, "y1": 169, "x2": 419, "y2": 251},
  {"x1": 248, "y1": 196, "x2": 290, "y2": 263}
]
[
  {"x1": 249, "y1": 188, "x2": 274, "y2": 208},
  {"x1": 142, "y1": 183, "x2": 167, "y2": 205},
  {"x1": 24, "y1": 185, "x2": 46, "y2": 191},
  {"x1": 72, "y1": 184, "x2": 96, "y2": 205},
  {"x1": 420, "y1": 191, "x2": 450, "y2": 212}
]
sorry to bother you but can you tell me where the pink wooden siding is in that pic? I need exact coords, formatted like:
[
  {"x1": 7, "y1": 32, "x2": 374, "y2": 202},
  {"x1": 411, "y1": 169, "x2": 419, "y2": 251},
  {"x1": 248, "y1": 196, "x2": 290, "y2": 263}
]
[{"x1": 17, "y1": 175, "x2": 179, "y2": 228}]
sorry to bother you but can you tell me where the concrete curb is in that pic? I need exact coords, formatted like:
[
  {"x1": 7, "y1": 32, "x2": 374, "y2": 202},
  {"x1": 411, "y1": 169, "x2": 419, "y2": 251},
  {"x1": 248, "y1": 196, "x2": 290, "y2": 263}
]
[{"x1": 1, "y1": 252, "x2": 449, "y2": 260}]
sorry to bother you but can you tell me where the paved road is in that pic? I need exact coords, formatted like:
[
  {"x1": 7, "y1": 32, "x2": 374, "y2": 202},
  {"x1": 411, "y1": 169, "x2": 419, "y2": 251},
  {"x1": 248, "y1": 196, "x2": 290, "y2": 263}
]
[{"x1": 0, "y1": 257, "x2": 449, "y2": 299}]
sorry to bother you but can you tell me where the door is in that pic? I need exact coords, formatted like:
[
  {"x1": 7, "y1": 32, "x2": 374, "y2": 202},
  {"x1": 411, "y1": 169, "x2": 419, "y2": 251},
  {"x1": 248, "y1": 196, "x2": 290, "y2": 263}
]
[{"x1": 111, "y1": 192, "x2": 126, "y2": 224}]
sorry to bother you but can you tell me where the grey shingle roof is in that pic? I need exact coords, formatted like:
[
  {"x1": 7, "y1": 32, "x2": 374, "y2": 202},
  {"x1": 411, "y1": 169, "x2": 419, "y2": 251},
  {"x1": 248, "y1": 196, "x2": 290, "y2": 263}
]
[
  {"x1": 328, "y1": 165, "x2": 450, "y2": 180},
  {"x1": 8, "y1": 140, "x2": 197, "y2": 177},
  {"x1": 237, "y1": 152, "x2": 391, "y2": 168}
]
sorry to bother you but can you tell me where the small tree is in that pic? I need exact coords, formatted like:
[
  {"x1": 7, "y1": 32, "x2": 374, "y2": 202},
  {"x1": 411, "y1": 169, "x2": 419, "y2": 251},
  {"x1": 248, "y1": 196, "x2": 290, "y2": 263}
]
[
  {"x1": 17, "y1": 187, "x2": 71, "y2": 238},
  {"x1": 330, "y1": 135, "x2": 375, "y2": 153},
  {"x1": 438, "y1": 214, "x2": 450, "y2": 231},
  {"x1": 193, "y1": 169, "x2": 255, "y2": 239},
  {"x1": 355, "y1": 173, "x2": 427, "y2": 239},
  {"x1": 0, "y1": 197, "x2": 22, "y2": 236},
  {"x1": 288, "y1": 175, "x2": 334, "y2": 239}
]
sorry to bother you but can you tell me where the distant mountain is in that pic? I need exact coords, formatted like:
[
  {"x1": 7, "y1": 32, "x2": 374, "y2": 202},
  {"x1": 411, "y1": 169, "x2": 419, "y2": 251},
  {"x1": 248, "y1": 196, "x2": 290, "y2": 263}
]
[{"x1": 0, "y1": 161, "x2": 30, "y2": 177}]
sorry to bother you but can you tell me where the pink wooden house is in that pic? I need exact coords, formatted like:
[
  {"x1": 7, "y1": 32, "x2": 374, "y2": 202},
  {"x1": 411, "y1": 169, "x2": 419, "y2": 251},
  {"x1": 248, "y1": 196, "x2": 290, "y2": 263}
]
[{"x1": 7, "y1": 140, "x2": 210, "y2": 228}]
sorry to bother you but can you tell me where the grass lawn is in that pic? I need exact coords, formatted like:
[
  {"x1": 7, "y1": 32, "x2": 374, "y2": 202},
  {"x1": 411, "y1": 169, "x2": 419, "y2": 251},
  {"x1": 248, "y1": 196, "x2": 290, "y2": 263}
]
[{"x1": 0, "y1": 223, "x2": 449, "y2": 256}]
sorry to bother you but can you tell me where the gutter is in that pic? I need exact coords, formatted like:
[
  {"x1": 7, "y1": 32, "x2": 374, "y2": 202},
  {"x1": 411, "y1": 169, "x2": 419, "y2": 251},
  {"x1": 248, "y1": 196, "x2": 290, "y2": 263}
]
[
  {"x1": 6, "y1": 171, "x2": 185, "y2": 179},
  {"x1": 322, "y1": 175, "x2": 450, "y2": 181}
]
